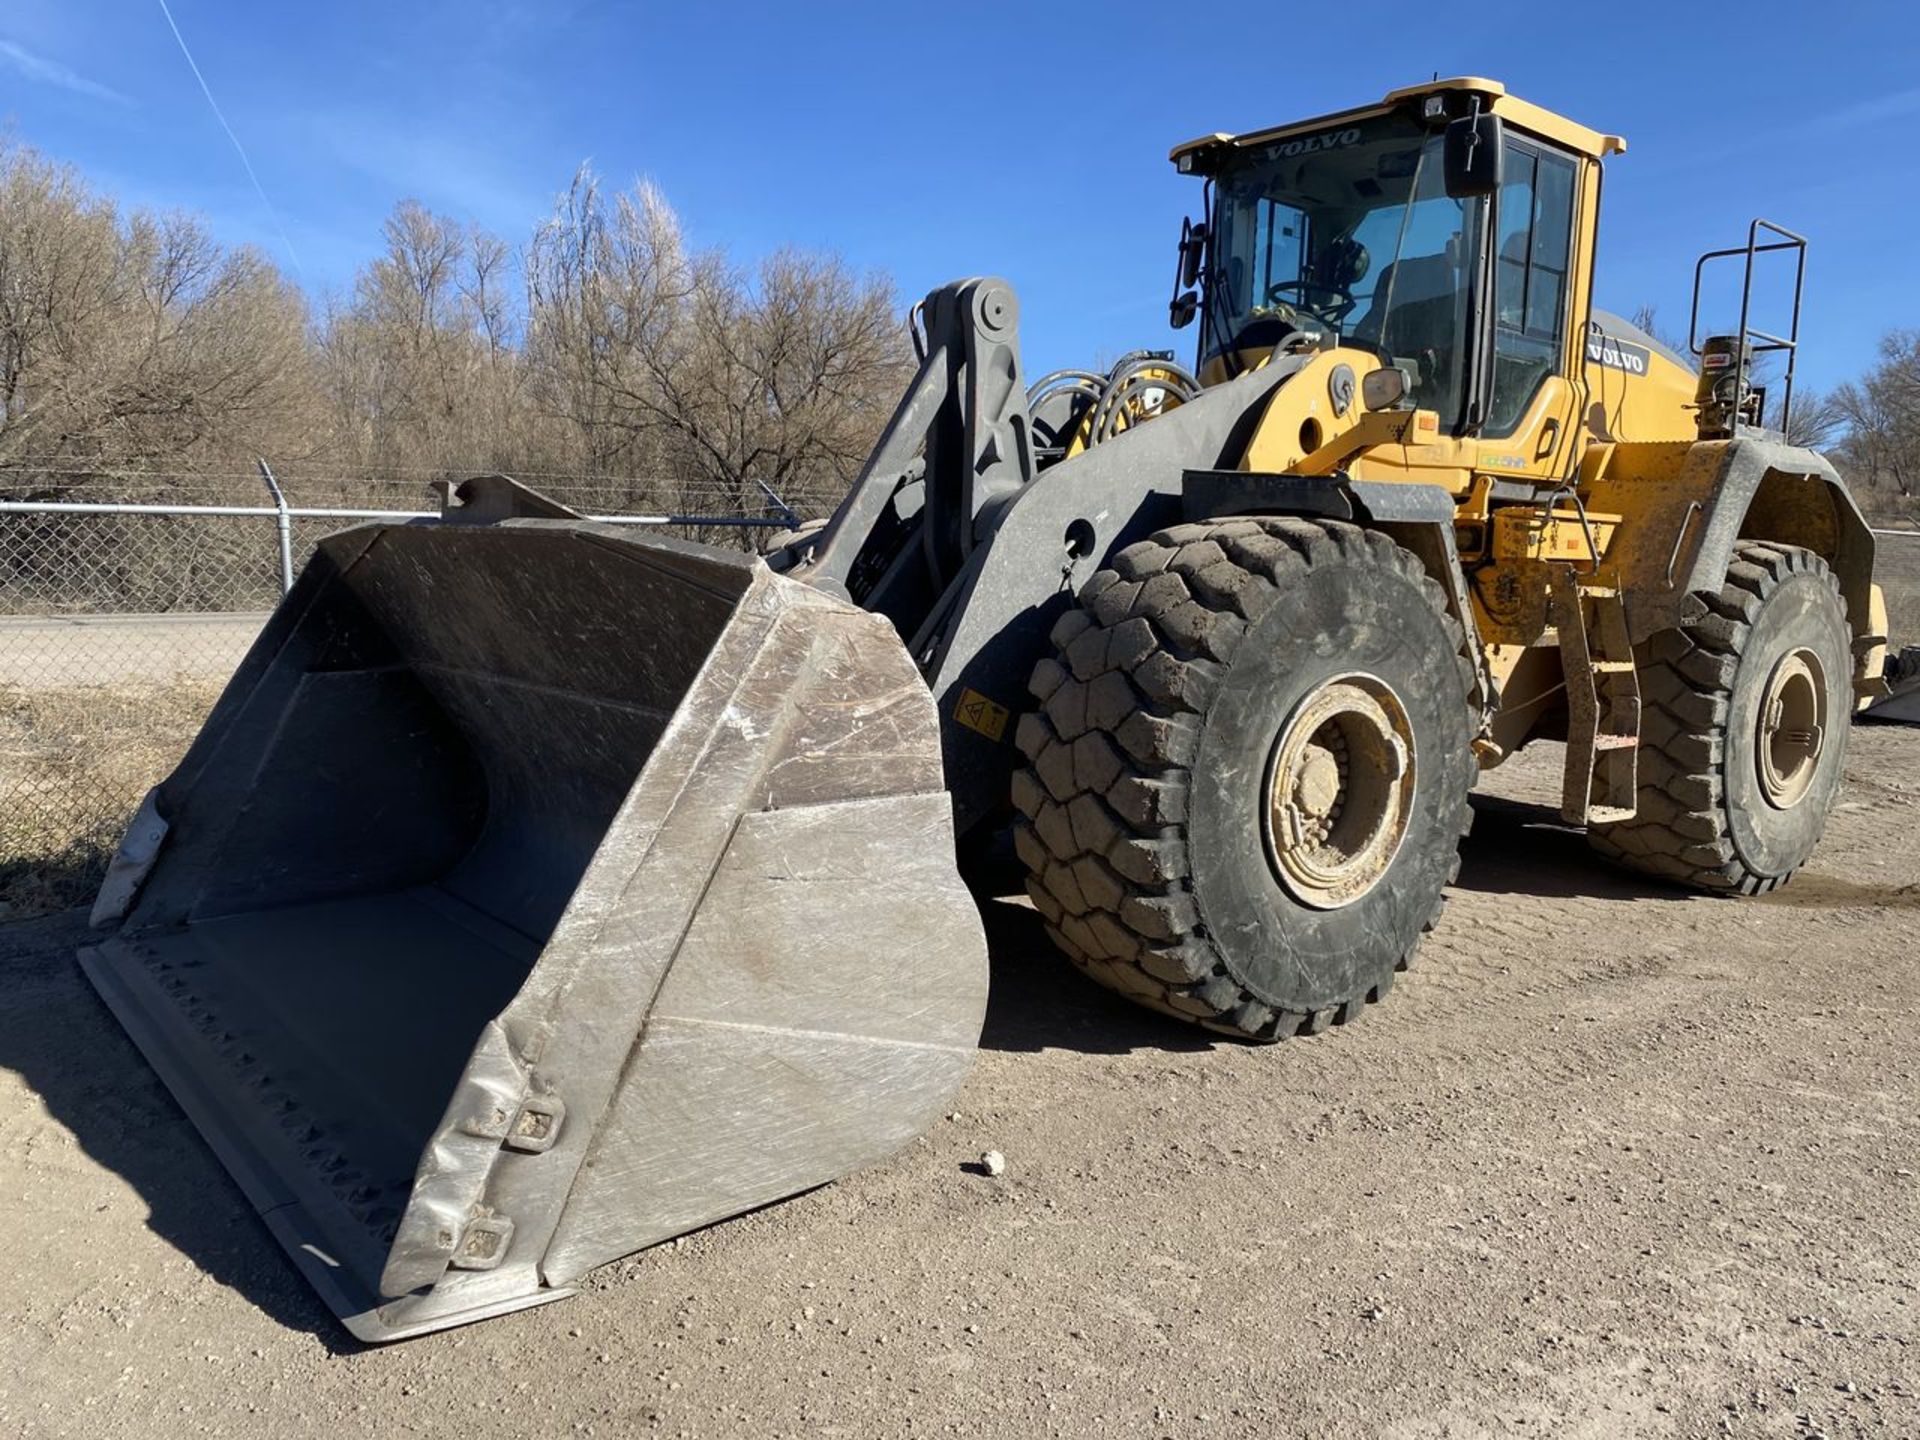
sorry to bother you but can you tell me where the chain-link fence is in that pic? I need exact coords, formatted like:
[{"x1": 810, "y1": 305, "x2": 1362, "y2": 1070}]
[
  {"x1": 1875, "y1": 526, "x2": 1920, "y2": 649},
  {"x1": 3, "y1": 472, "x2": 1915, "y2": 924},
  {"x1": 0, "y1": 469, "x2": 794, "y2": 920}
]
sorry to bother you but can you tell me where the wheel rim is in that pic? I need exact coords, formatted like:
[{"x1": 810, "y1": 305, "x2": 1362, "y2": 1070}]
[
  {"x1": 1756, "y1": 647, "x2": 1827, "y2": 810},
  {"x1": 1262, "y1": 673, "x2": 1417, "y2": 909}
]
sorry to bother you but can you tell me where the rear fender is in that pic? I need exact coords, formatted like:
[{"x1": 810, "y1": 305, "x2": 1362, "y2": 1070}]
[{"x1": 1590, "y1": 437, "x2": 1880, "y2": 697}]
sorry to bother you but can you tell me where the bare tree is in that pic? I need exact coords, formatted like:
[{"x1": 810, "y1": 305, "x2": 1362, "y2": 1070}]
[
  {"x1": 1628, "y1": 303, "x2": 1691, "y2": 359},
  {"x1": 0, "y1": 139, "x2": 317, "y2": 485},
  {"x1": 315, "y1": 200, "x2": 536, "y2": 481},
  {"x1": 1776, "y1": 384, "x2": 1847, "y2": 451},
  {"x1": 462, "y1": 225, "x2": 516, "y2": 359},
  {"x1": 522, "y1": 168, "x2": 673, "y2": 481},
  {"x1": 1834, "y1": 331, "x2": 1920, "y2": 523},
  {"x1": 1, "y1": 139, "x2": 914, "y2": 534},
  {"x1": 525, "y1": 168, "x2": 911, "y2": 528}
]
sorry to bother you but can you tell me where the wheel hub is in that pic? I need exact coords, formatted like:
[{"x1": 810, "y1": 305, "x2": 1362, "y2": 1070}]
[
  {"x1": 1295, "y1": 745, "x2": 1343, "y2": 818},
  {"x1": 1756, "y1": 647, "x2": 1827, "y2": 809},
  {"x1": 1263, "y1": 674, "x2": 1416, "y2": 909}
]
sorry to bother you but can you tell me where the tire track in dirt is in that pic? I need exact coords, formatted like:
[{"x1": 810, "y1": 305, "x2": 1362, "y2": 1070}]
[{"x1": 0, "y1": 731, "x2": 1915, "y2": 1437}]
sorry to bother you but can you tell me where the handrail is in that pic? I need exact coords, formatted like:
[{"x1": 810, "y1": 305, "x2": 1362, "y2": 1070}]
[{"x1": 1688, "y1": 218, "x2": 1807, "y2": 434}]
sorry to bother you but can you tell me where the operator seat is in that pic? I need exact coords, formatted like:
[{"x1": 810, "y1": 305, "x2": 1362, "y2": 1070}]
[{"x1": 1352, "y1": 253, "x2": 1459, "y2": 408}]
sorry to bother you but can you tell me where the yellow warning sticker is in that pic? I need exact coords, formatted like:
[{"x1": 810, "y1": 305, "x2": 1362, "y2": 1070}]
[{"x1": 953, "y1": 688, "x2": 1011, "y2": 742}]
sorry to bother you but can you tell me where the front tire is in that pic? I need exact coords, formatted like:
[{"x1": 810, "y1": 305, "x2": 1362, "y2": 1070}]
[
  {"x1": 1011, "y1": 517, "x2": 1476, "y2": 1040},
  {"x1": 1590, "y1": 541, "x2": 1851, "y2": 892}
]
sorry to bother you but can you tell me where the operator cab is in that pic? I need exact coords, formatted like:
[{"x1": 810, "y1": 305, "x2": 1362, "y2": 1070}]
[{"x1": 1170, "y1": 80, "x2": 1621, "y2": 451}]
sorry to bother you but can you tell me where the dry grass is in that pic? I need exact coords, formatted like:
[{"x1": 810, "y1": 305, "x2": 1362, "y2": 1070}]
[{"x1": 0, "y1": 679, "x2": 221, "y2": 918}]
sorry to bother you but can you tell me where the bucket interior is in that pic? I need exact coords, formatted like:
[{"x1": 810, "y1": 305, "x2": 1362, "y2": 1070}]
[{"x1": 116, "y1": 523, "x2": 758, "y2": 1251}]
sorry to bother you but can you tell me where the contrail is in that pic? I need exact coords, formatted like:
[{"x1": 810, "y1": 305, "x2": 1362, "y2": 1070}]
[{"x1": 153, "y1": 0, "x2": 306, "y2": 283}]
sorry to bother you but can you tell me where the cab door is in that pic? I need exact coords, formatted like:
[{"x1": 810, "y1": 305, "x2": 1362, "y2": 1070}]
[{"x1": 1473, "y1": 137, "x2": 1584, "y2": 481}]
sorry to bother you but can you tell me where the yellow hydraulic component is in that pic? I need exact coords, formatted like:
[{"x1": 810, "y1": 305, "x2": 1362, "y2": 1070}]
[
  {"x1": 1057, "y1": 363, "x2": 1192, "y2": 459},
  {"x1": 1490, "y1": 505, "x2": 1620, "y2": 567}
]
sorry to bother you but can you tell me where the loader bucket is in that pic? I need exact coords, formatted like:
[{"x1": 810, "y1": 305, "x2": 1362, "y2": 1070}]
[{"x1": 78, "y1": 518, "x2": 988, "y2": 1341}]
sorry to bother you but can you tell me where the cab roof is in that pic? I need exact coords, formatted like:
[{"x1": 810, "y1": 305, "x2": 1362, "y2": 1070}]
[{"x1": 1169, "y1": 77, "x2": 1627, "y2": 170}]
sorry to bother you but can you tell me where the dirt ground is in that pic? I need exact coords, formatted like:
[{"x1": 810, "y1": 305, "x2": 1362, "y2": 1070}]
[{"x1": 0, "y1": 725, "x2": 1915, "y2": 1440}]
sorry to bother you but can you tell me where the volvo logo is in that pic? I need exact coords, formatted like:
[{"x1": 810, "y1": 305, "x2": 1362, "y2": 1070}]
[
  {"x1": 1268, "y1": 128, "x2": 1363, "y2": 159},
  {"x1": 1586, "y1": 333, "x2": 1651, "y2": 376}
]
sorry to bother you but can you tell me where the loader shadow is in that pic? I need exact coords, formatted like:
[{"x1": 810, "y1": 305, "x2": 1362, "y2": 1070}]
[
  {"x1": 0, "y1": 910, "x2": 360, "y2": 1352},
  {"x1": 973, "y1": 895, "x2": 1217, "y2": 1055},
  {"x1": 1452, "y1": 793, "x2": 1686, "y2": 903},
  {"x1": 971, "y1": 789, "x2": 1687, "y2": 1055},
  {"x1": 0, "y1": 849, "x2": 110, "y2": 923}
]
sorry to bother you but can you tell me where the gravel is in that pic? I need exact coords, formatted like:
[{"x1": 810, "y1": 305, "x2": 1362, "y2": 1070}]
[{"x1": 0, "y1": 727, "x2": 1916, "y2": 1437}]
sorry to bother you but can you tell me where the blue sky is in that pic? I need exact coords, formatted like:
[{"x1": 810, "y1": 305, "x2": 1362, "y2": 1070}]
[{"x1": 4, "y1": 1, "x2": 1917, "y2": 393}]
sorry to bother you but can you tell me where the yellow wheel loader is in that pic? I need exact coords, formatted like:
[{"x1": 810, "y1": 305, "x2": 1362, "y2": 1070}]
[{"x1": 80, "y1": 77, "x2": 1892, "y2": 1338}]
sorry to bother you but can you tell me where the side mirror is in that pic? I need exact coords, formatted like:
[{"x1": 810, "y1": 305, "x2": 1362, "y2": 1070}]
[
  {"x1": 1169, "y1": 216, "x2": 1208, "y2": 329},
  {"x1": 1179, "y1": 218, "x2": 1209, "y2": 289},
  {"x1": 1443, "y1": 111, "x2": 1504, "y2": 198}
]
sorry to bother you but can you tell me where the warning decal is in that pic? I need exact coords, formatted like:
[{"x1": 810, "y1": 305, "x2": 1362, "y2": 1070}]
[{"x1": 953, "y1": 688, "x2": 1011, "y2": 742}]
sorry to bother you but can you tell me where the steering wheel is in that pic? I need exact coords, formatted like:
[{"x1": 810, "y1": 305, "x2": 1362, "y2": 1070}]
[{"x1": 1263, "y1": 279, "x2": 1355, "y2": 328}]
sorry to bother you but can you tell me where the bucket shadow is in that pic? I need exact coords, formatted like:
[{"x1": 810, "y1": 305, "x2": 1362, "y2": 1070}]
[
  {"x1": 0, "y1": 801, "x2": 1681, "y2": 1344},
  {"x1": 0, "y1": 909, "x2": 360, "y2": 1351}
]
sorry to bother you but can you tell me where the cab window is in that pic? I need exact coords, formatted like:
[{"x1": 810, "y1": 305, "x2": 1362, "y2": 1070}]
[
  {"x1": 1484, "y1": 140, "x2": 1577, "y2": 437},
  {"x1": 1204, "y1": 114, "x2": 1483, "y2": 427},
  {"x1": 1353, "y1": 153, "x2": 1477, "y2": 423}
]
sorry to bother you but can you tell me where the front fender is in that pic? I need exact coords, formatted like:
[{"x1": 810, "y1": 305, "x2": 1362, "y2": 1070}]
[{"x1": 923, "y1": 360, "x2": 1306, "y2": 835}]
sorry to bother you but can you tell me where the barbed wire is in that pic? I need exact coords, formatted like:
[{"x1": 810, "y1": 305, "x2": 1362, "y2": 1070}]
[
  {"x1": 0, "y1": 471, "x2": 780, "y2": 494},
  {"x1": 0, "y1": 456, "x2": 825, "y2": 490},
  {"x1": 1, "y1": 463, "x2": 776, "y2": 485},
  {"x1": 0, "y1": 474, "x2": 801, "y2": 520}
]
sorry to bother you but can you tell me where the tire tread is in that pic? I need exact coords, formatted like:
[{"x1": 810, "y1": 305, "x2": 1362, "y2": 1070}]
[
  {"x1": 1588, "y1": 542, "x2": 1845, "y2": 893},
  {"x1": 1012, "y1": 516, "x2": 1475, "y2": 1040}
]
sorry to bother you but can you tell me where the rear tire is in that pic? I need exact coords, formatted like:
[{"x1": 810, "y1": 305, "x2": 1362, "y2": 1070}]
[
  {"x1": 1589, "y1": 541, "x2": 1851, "y2": 893},
  {"x1": 1010, "y1": 517, "x2": 1476, "y2": 1040}
]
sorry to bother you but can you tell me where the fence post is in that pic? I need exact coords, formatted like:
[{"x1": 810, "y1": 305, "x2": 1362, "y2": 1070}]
[
  {"x1": 256, "y1": 459, "x2": 295, "y2": 595},
  {"x1": 752, "y1": 476, "x2": 801, "y2": 530}
]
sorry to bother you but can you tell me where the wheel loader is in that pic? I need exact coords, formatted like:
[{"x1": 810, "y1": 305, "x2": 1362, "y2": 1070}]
[{"x1": 79, "y1": 77, "x2": 1892, "y2": 1339}]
